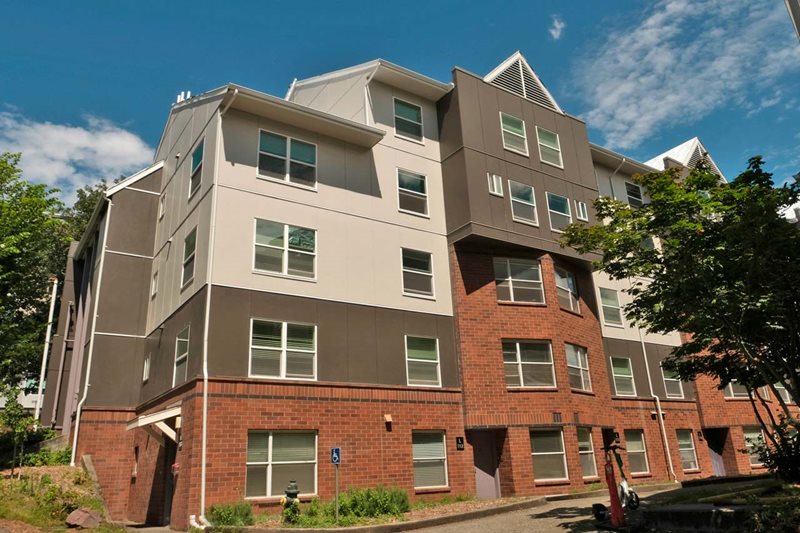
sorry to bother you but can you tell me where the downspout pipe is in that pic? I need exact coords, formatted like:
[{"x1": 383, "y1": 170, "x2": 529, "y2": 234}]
[
  {"x1": 34, "y1": 277, "x2": 59, "y2": 422},
  {"x1": 50, "y1": 302, "x2": 73, "y2": 428},
  {"x1": 608, "y1": 157, "x2": 626, "y2": 200},
  {"x1": 198, "y1": 88, "x2": 238, "y2": 526},
  {"x1": 71, "y1": 199, "x2": 112, "y2": 466},
  {"x1": 637, "y1": 326, "x2": 677, "y2": 481}
]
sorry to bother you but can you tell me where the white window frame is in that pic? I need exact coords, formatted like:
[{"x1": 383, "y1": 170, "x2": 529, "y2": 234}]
[
  {"x1": 142, "y1": 353, "x2": 151, "y2": 383},
  {"x1": 504, "y1": 341, "x2": 556, "y2": 389},
  {"x1": 611, "y1": 357, "x2": 637, "y2": 397},
  {"x1": 253, "y1": 219, "x2": 317, "y2": 280},
  {"x1": 181, "y1": 227, "x2": 197, "y2": 288},
  {"x1": 189, "y1": 139, "x2": 204, "y2": 199},
  {"x1": 493, "y1": 257, "x2": 545, "y2": 304},
  {"x1": 535, "y1": 126, "x2": 563, "y2": 168},
  {"x1": 393, "y1": 98, "x2": 424, "y2": 144},
  {"x1": 624, "y1": 429, "x2": 650, "y2": 474},
  {"x1": 575, "y1": 200, "x2": 589, "y2": 222},
  {"x1": 173, "y1": 326, "x2": 190, "y2": 387},
  {"x1": 676, "y1": 429, "x2": 699, "y2": 471},
  {"x1": 245, "y1": 431, "x2": 318, "y2": 499},
  {"x1": 724, "y1": 381, "x2": 750, "y2": 399},
  {"x1": 530, "y1": 429, "x2": 569, "y2": 481},
  {"x1": 546, "y1": 192, "x2": 572, "y2": 233},
  {"x1": 774, "y1": 383, "x2": 793, "y2": 404},
  {"x1": 661, "y1": 364, "x2": 685, "y2": 399},
  {"x1": 151, "y1": 270, "x2": 158, "y2": 298},
  {"x1": 743, "y1": 426, "x2": 765, "y2": 466},
  {"x1": 396, "y1": 168, "x2": 429, "y2": 217},
  {"x1": 412, "y1": 431, "x2": 449, "y2": 489},
  {"x1": 488, "y1": 173, "x2": 504, "y2": 197},
  {"x1": 401, "y1": 248, "x2": 435, "y2": 299},
  {"x1": 577, "y1": 427, "x2": 598, "y2": 478},
  {"x1": 566, "y1": 343, "x2": 592, "y2": 392},
  {"x1": 509, "y1": 180, "x2": 538, "y2": 226},
  {"x1": 554, "y1": 266, "x2": 580, "y2": 313},
  {"x1": 159, "y1": 194, "x2": 166, "y2": 220},
  {"x1": 405, "y1": 335, "x2": 441, "y2": 388},
  {"x1": 625, "y1": 181, "x2": 643, "y2": 208},
  {"x1": 257, "y1": 129, "x2": 318, "y2": 190},
  {"x1": 500, "y1": 112, "x2": 528, "y2": 156},
  {"x1": 599, "y1": 288, "x2": 624, "y2": 327},
  {"x1": 248, "y1": 319, "x2": 317, "y2": 381}
]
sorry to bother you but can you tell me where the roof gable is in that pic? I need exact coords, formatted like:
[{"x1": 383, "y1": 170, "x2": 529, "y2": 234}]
[
  {"x1": 645, "y1": 137, "x2": 725, "y2": 181},
  {"x1": 484, "y1": 52, "x2": 562, "y2": 113}
]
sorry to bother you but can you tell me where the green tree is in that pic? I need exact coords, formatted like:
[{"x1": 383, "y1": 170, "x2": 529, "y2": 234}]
[
  {"x1": 0, "y1": 385, "x2": 36, "y2": 475},
  {"x1": 561, "y1": 157, "x2": 800, "y2": 479},
  {"x1": 62, "y1": 180, "x2": 107, "y2": 240},
  {"x1": 0, "y1": 153, "x2": 70, "y2": 390}
]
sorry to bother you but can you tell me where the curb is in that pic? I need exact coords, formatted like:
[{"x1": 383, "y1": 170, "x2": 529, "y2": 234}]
[
  {"x1": 544, "y1": 481, "x2": 681, "y2": 503},
  {"x1": 216, "y1": 497, "x2": 547, "y2": 533}
]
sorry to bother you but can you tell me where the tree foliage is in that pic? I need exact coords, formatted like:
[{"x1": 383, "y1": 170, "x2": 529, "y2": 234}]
[
  {"x1": 561, "y1": 156, "x2": 800, "y2": 477},
  {"x1": 61, "y1": 180, "x2": 107, "y2": 240}
]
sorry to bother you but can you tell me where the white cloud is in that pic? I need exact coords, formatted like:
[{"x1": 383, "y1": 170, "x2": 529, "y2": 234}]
[
  {"x1": 549, "y1": 15, "x2": 566, "y2": 40},
  {"x1": 576, "y1": 0, "x2": 800, "y2": 150},
  {"x1": 0, "y1": 110, "x2": 153, "y2": 202}
]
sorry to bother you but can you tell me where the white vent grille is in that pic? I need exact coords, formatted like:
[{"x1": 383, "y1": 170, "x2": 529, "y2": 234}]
[
  {"x1": 487, "y1": 57, "x2": 560, "y2": 112},
  {"x1": 688, "y1": 145, "x2": 722, "y2": 177}
]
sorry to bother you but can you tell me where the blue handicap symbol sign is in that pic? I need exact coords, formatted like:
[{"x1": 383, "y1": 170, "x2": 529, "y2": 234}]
[{"x1": 331, "y1": 447, "x2": 341, "y2": 464}]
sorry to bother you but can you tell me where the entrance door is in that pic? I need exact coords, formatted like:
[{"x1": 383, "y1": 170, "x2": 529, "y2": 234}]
[
  {"x1": 704, "y1": 428, "x2": 727, "y2": 477},
  {"x1": 163, "y1": 440, "x2": 178, "y2": 525},
  {"x1": 469, "y1": 430, "x2": 501, "y2": 499}
]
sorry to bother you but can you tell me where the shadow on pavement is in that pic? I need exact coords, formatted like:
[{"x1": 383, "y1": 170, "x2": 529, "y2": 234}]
[{"x1": 530, "y1": 505, "x2": 607, "y2": 532}]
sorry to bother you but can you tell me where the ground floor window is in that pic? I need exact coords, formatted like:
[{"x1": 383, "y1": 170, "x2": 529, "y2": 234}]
[
  {"x1": 577, "y1": 428, "x2": 597, "y2": 478},
  {"x1": 676, "y1": 429, "x2": 698, "y2": 470},
  {"x1": 246, "y1": 431, "x2": 317, "y2": 498},
  {"x1": 530, "y1": 429, "x2": 568, "y2": 481},
  {"x1": 412, "y1": 431, "x2": 448, "y2": 488},
  {"x1": 743, "y1": 426, "x2": 765, "y2": 466},
  {"x1": 624, "y1": 429, "x2": 649, "y2": 474}
]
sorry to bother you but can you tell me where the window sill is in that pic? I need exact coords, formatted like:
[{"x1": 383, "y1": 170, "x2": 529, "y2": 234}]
[
  {"x1": 611, "y1": 394, "x2": 641, "y2": 400},
  {"x1": 398, "y1": 208, "x2": 431, "y2": 219},
  {"x1": 582, "y1": 476, "x2": 601, "y2": 483},
  {"x1": 248, "y1": 375, "x2": 317, "y2": 382},
  {"x1": 497, "y1": 300, "x2": 547, "y2": 307},
  {"x1": 414, "y1": 486, "x2": 450, "y2": 495},
  {"x1": 247, "y1": 494, "x2": 318, "y2": 503},
  {"x1": 180, "y1": 279, "x2": 194, "y2": 292},
  {"x1": 723, "y1": 397, "x2": 752, "y2": 401},
  {"x1": 252, "y1": 269, "x2": 318, "y2": 283},
  {"x1": 188, "y1": 188, "x2": 201, "y2": 201},
  {"x1": 257, "y1": 174, "x2": 318, "y2": 192},
  {"x1": 511, "y1": 217, "x2": 539, "y2": 228},
  {"x1": 571, "y1": 389, "x2": 595, "y2": 397},
  {"x1": 540, "y1": 159, "x2": 564, "y2": 171},
  {"x1": 394, "y1": 132, "x2": 426, "y2": 146},
  {"x1": 631, "y1": 473, "x2": 652, "y2": 479},
  {"x1": 560, "y1": 307, "x2": 582, "y2": 318},
  {"x1": 403, "y1": 292, "x2": 436, "y2": 301},
  {"x1": 508, "y1": 387, "x2": 558, "y2": 393},
  {"x1": 489, "y1": 192, "x2": 504, "y2": 198},
  {"x1": 534, "y1": 479, "x2": 570, "y2": 487},
  {"x1": 503, "y1": 146, "x2": 529, "y2": 158},
  {"x1": 683, "y1": 469, "x2": 701, "y2": 474},
  {"x1": 604, "y1": 323, "x2": 626, "y2": 329}
]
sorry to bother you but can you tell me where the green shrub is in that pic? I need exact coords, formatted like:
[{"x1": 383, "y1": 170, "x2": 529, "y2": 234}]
[
  {"x1": 21, "y1": 447, "x2": 71, "y2": 466},
  {"x1": 281, "y1": 499, "x2": 300, "y2": 524},
  {"x1": 747, "y1": 495, "x2": 800, "y2": 533},
  {"x1": 206, "y1": 502, "x2": 254, "y2": 527},
  {"x1": 337, "y1": 486, "x2": 410, "y2": 518}
]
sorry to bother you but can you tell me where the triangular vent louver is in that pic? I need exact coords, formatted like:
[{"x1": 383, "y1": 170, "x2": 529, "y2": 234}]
[
  {"x1": 488, "y1": 57, "x2": 560, "y2": 112},
  {"x1": 688, "y1": 145, "x2": 722, "y2": 177}
]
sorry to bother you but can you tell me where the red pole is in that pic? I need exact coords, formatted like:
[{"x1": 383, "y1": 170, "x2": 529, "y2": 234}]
[{"x1": 604, "y1": 451, "x2": 625, "y2": 527}]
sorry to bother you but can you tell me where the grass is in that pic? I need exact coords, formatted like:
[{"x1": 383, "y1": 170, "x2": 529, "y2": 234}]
[
  {"x1": 410, "y1": 494, "x2": 475, "y2": 510},
  {"x1": 644, "y1": 478, "x2": 796, "y2": 506}
]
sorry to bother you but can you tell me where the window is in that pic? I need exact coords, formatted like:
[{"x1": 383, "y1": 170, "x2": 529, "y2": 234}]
[
  {"x1": 394, "y1": 99, "x2": 423, "y2": 142},
  {"x1": 530, "y1": 429, "x2": 568, "y2": 481},
  {"x1": 774, "y1": 383, "x2": 793, "y2": 404},
  {"x1": 488, "y1": 173, "x2": 503, "y2": 196},
  {"x1": 536, "y1": 127, "x2": 563, "y2": 167},
  {"x1": 412, "y1": 432, "x2": 448, "y2": 488},
  {"x1": 503, "y1": 341, "x2": 555, "y2": 388},
  {"x1": 611, "y1": 357, "x2": 636, "y2": 396},
  {"x1": 624, "y1": 429, "x2": 649, "y2": 474},
  {"x1": 151, "y1": 271, "x2": 158, "y2": 298},
  {"x1": 401, "y1": 248, "x2": 434, "y2": 297},
  {"x1": 509, "y1": 180, "x2": 538, "y2": 225},
  {"x1": 599, "y1": 288, "x2": 623, "y2": 326},
  {"x1": 397, "y1": 169, "x2": 428, "y2": 216},
  {"x1": 676, "y1": 429, "x2": 698, "y2": 470},
  {"x1": 724, "y1": 381, "x2": 750, "y2": 398},
  {"x1": 258, "y1": 131, "x2": 317, "y2": 188},
  {"x1": 189, "y1": 140, "x2": 203, "y2": 197},
  {"x1": 546, "y1": 193, "x2": 572, "y2": 232},
  {"x1": 743, "y1": 426, "x2": 764, "y2": 466},
  {"x1": 500, "y1": 113, "x2": 528, "y2": 155},
  {"x1": 577, "y1": 428, "x2": 598, "y2": 478},
  {"x1": 246, "y1": 431, "x2": 317, "y2": 498},
  {"x1": 661, "y1": 364, "x2": 684, "y2": 399},
  {"x1": 250, "y1": 320, "x2": 315, "y2": 380},
  {"x1": 493, "y1": 258, "x2": 544, "y2": 303},
  {"x1": 566, "y1": 344, "x2": 591, "y2": 392},
  {"x1": 625, "y1": 182, "x2": 643, "y2": 208},
  {"x1": 181, "y1": 228, "x2": 197, "y2": 287},
  {"x1": 159, "y1": 194, "x2": 166, "y2": 220},
  {"x1": 173, "y1": 326, "x2": 189, "y2": 386},
  {"x1": 142, "y1": 353, "x2": 150, "y2": 383},
  {"x1": 254, "y1": 219, "x2": 316, "y2": 278},
  {"x1": 406, "y1": 336, "x2": 440, "y2": 387},
  {"x1": 555, "y1": 267, "x2": 579, "y2": 313},
  {"x1": 575, "y1": 200, "x2": 589, "y2": 221}
]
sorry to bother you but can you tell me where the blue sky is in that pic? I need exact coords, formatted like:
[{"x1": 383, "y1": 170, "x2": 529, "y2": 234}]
[{"x1": 1, "y1": 0, "x2": 798, "y2": 201}]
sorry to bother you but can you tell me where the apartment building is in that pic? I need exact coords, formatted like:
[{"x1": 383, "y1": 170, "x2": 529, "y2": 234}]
[{"x1": 40, "y1": 52, "x2": 790, "y2": 528}]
